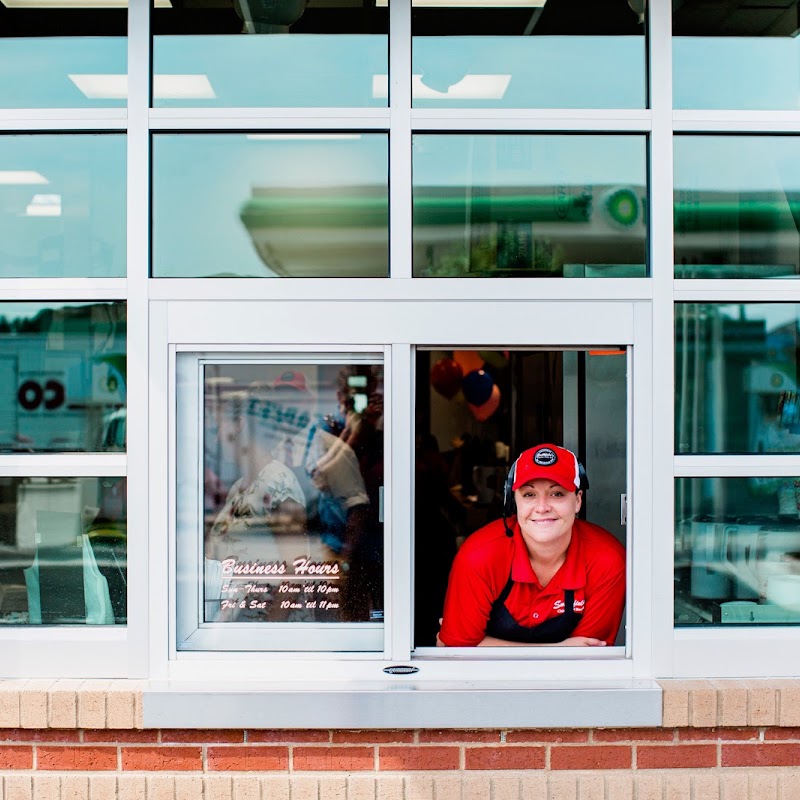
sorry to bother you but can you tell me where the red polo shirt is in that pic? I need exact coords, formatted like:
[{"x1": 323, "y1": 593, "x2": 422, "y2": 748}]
[{"x1": 438, "y1": 517, "x2": 625, "y2": 647}]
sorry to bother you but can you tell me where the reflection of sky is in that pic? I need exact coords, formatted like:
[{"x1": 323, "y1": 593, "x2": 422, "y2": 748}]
[
  {"x1": 0, "y1": 38, "x2": 126, "y2": 108},
  {"x1": 675, "y1": 137, "x2": 800, "y2": 193},
  {"x1": 413, "y1": 134, "x2": 646, "y2": 187},
  {"x1": 0, "y1": 136, "x2": 126, "y2": 278},
  {"x1": 716, "y1": 304, "x2": 800, "y2": 336},
  {"x1": 412, "y1": 36, "x2": 644, "y2": 109},
  {"x1": 0, "y1": 301, "x2": 102, "y2": 321},
  {"x1": 152, "y1": 134, "x2": 388, "y2": 278},
  {"x1": 674, "y1": 38, "x2": 800, "y2": 110},
  {"x1": 154, "y1": 35, "x2": 387, "y2": 108}
]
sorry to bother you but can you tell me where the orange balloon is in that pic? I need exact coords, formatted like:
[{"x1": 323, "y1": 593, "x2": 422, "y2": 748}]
[
  {"x1": 468, "y1": 384, "x2": 501, "y2": 422},
  {"x1": 453, "y1": 350, "x2": 484, "y2": 374}
]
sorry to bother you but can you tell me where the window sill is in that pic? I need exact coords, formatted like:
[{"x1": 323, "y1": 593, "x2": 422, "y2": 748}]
[{"x1": 142, "y1": 679, "x2": 662, "y2": 729}]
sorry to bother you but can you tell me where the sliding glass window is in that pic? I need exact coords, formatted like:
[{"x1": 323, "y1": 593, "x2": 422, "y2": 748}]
[{"x1": 0, "y1": 3, "x2": 127, "y2": 108}]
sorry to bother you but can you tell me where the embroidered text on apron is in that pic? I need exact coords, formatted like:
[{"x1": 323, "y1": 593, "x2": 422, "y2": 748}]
[{"x1": 485, "y1": 572, "x2": 583, "y2": 644}]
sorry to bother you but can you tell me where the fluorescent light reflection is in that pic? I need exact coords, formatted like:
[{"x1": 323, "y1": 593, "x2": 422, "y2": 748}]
[
  {"x1": 372, "y1": 74, "x2": 511, "y2": 100},
  {"x1": 69, "y1": 74, "x2": 215, "y2": 100},
  {"x1": 25, "y1": 194, "x2": 61, "y2": 217},
  {"x1": 245, "y1": 134, "x2": 363, "y2": 141},
  {"x1": 0, "y1": 171, "x2": 48, "y2": 185}
]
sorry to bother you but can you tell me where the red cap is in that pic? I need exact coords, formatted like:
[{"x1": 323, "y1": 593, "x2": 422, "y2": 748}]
[
  {"x1": 511, "y1": 444, "x2": 581, "y2": 492},
  {"x1": 272, "y1": 370, "x2": 309, "y2": 393}
]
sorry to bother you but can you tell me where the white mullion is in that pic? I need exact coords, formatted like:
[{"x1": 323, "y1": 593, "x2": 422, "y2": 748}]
[
  {"x1": 390, "y1": 0, "x2": 413, "y2": 280},
  {"x1": 675, "y1": 282, "x2": 800, "y2": 302},
  {"x1": 387, "y1": 343, "x2": 412, "y2": 661},
  {"x1": 0, "y1": 455, "x2": 126, "y2": 476},
  {"x1": 125, "y1": 0, "x2": 151, "y2": 679},
  {"x1": 0, "y1": 280, "x2": 126, "y2": 299},
  {"x1": 410, "y1": 111, "x2": 652, "y2": 133},
  {"x1": 648, "y1": 0, "x2": 676, "y2": 679},
  {"x1": 675, "y1": 455, "x2": 800, "y2": 478},
  {"x1": 674, "y1": 111, "x2": 800, "y2": 133},
  {"x1": 0, "y1": 111, "x2": 127, "y2": 131},
  {"x1": 147, "y1": 277, "x2": 654, "y2": 303}
]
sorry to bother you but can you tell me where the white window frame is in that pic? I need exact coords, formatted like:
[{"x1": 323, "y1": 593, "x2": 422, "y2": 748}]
[{"x1": 145, "y1": 297, "x2": 654, "y2": 684}]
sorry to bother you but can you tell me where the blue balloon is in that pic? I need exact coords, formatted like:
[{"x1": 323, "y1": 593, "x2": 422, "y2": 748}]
[{"x1": 462, "y1": 369, "x2": 494, "y2": 406}]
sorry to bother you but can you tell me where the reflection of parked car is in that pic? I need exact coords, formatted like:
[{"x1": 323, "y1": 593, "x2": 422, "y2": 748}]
[{"x1": 101, "y1": 408, "x2": 126, "y2": 451}]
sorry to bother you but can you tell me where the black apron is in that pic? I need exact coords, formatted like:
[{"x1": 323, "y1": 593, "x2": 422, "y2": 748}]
[{"x1": 485, "y1": 571, "x2": 583, "y2": 644}]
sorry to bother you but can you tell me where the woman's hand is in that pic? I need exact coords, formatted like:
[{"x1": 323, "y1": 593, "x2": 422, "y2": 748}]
[{"x1": 555, "y1": 636, "x2": 607, "y2": 647}]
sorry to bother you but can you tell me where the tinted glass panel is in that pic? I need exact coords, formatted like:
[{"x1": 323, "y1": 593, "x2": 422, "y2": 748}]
[
  {"x1": 412, "y1": 0, "x2": 645, "y2": 109},
  {"x1": 415, "y1": 348, "x2": 627, "y2": 647},
  {"x1": 152, "y1": 1, "x2": 387, "y2": 108},
  {"x1": 675, "y1": 136, "x2": 800, "y2": 279},
  {"x1": 178, "y1": 357, "x2": 385, "y2": 651},
  {"x1": 412, "y1": 134, "x2": 647, "y2": 278},
  {"x1": 0, "y1": 302, "x2": 126, "y2": 453},
  {"x1": 676, "y1": 304, "x2": 800, "y2": 455},
  {"x1": 0, "y1": 134, "x2": 126, "y2": 279},
  {"x1": 0, "y1": 477, "x2": 126, "y2": 626},
  {"x1": 152, "y1": 134, "x2": 389, "y2": 278},
  {"x1": 0, "y1": 6, "x2": 126, "y2": 108},
  {"x1": 676, "y1": 477, "x2": 800, "y2": 627},
  {"x1": 674, "y1": 0, "x2": 800, "y2": 109}
]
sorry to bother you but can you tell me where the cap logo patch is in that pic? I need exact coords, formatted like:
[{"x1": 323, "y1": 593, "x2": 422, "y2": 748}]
[{"x1": 533, "y1": 447, "x2": 557, "y2": 466}]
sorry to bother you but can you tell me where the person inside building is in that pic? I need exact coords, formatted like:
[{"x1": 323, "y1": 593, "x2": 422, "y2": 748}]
[{"x1": 437, "y1": 443, "x2": 625, "y2": 647}]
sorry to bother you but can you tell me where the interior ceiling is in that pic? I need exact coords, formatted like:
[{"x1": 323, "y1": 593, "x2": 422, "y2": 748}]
[{"x1": 673, "y1": 0, "x2": 800, "y2": 36}]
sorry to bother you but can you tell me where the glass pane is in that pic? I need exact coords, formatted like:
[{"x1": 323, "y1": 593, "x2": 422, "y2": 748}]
[
  {"x1": 415, "y1": 348, "x2": 627, "y2": 647},
  {"x1": 152, "y1": 1, "x2": 387, "y2": 108},
  {"x1": 676, "y1": 304, "x2": 800, "y2": 455},
  {"x1": 412, "y1": 134, "x2": 647, "y2": 278},
  {"x1": 0, "y1": 477, "x2": 126, "y2": 626},
  {"x1": 674, "y1": 1, "x2": 800, "y2": 110},
  {"x1": 676, "y1": 477, "x2": 800, "y2": 627},
  {"x1": 0, "y1": 5, "x2": 126, "y2": 108},
  {"x1": 201, "y1": 361, "x2": 384, "y2": 629},
  {"x1": 0, "y1": 134, "x2": 126, "y2": 279},
  {"x1": 152, "y1": 133, "x2": 389, "y2": 278},
  {"x1": 675, "y1": 136, "x2": 800, "y2": 280},
  {"x1": 412, "y1": 0, "x2": 645, "y2": 109},
  {"x1": 0, "y1": 302, "x2": 126, "y2": 453}
]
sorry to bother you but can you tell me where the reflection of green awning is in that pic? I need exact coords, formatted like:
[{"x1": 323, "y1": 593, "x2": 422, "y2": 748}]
[
  {"x1": 240, "y1": 196, "x2": 388, "y2": 229},
  {"x1": 413, "y1": 194, "x2": 592, "y2": 225},
  {"x1": 675, "y1": 201, "x2": 800, "y2": 233}
]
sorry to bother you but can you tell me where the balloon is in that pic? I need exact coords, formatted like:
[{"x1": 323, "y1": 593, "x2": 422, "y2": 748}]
[
  {"x1": 453, "y1": 350, "x2": 484, "y2": 374},
  {"x1": 468, "y1": 384, "x2": 501, "y2": 422},
  {"x1": 479, "y1": 350, "x2": 508, "y2": 369},
  {"x1": 462, "y1": 369, "x2": 494, "y2": 406},
  {"x1": 430, "y1": 357, "x2": 463, "y2": 400}
]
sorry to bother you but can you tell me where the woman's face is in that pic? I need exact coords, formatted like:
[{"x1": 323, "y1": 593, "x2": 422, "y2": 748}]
[{"x1": 514, "y1": 478, "x2": 582, "y2": 551}]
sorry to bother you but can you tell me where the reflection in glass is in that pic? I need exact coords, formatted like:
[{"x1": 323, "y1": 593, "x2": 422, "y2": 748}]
[
  {"x1": 0, "y1": 302, "x2": 126, "y2": 453},
  {"x1": 152, "y1": 134, "x2": 388, "y2": 278},
  {"x1": 676, "y1": 304, "x2": 800, "y2": 455},
  {"x1": 0, "y1": 135, "x2": 126, "y2": 279},
  {"x1": 152, "y1": 1, "x2": 387, "y2": 108},
  {"x1": 676, "y1": 477, "x2": 800, "y2": 627},
  {"x1": 412, "y1": 134, "x2": 647, "y2": 278},
  {"x1": 0, "y1": 477, "x2": 126, "y2": 626},
  {"x1": 203, "y1": 361, "x2": 383, "y2": 625},
  {"x1": 674, "y1": 1, "x2": 800, "y2": 109},
  {"x1": 0, "y1": 6, "x2": 126, "y2": 108},
  {"x1": 412, "y1": 0, "x2": 645, "y2": 109},
  {"x1": 675, "y1": 137, "x2": 800, "y2": 279},
  {"x1": 414, "y1": 348, "x2": 627, "y2": 646}
]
